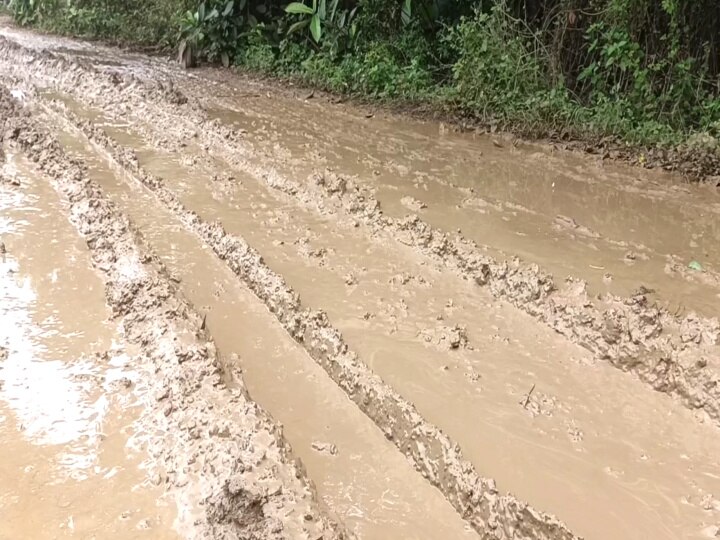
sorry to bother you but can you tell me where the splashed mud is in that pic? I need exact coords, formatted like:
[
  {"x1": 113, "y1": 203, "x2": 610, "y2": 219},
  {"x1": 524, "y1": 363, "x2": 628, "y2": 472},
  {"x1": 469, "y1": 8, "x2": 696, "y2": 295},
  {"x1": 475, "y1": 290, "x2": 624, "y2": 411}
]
[{"x1": 2, "y1": 23, "x2": 720, "y2": 540}]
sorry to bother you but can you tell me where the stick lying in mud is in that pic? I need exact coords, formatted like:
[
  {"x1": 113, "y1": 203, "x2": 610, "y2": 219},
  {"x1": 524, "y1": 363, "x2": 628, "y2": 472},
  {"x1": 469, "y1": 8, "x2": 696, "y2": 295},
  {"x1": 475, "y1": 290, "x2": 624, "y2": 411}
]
[
  {"x1": 522, "y1": 384, "x2": 536, "y2": 409},
  {"x1": 49, "y1": 96, "x2": 581, "y2": 540},
  {"x1": 0, "y1": 86, "x2": 346, "y2": 540}
]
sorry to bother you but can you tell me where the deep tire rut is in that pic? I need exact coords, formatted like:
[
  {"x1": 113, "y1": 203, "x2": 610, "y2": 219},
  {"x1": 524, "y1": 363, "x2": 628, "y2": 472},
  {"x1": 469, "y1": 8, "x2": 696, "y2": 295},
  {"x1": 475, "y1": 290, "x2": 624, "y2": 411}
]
[{"x1": 4, "y1": 33, "x2": 714, "y2": 428}]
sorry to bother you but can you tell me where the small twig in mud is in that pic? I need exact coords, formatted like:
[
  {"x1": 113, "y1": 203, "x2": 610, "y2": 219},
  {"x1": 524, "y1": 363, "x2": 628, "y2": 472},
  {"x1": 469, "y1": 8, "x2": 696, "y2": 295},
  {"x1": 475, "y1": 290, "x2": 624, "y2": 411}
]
[
  {"x1": 0, "y1": 239, "x2": 5, "y2": 264},
  {"x1": 200, "y1": 313, "x2": 207, "y2": 331},
  {"x1": 521, "y1": 384, "x2": 536, "y2": 409},
  {"x1": 589, "y1": 264, "x2": 605, "y2": 270}
]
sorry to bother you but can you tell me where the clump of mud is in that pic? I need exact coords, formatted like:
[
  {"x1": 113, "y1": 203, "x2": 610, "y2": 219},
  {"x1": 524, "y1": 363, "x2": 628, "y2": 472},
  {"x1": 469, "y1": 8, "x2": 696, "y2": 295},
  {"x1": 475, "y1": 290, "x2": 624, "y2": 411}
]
[
  {"x1": 400, "y1": 195, "x2": 427, "y2": 212},
  {"x1": 418, "y1": 324, "x2": 470, "y2": 351},
  {"x1": 0, "y1": 85, "x2": 344, "y2": 540}
]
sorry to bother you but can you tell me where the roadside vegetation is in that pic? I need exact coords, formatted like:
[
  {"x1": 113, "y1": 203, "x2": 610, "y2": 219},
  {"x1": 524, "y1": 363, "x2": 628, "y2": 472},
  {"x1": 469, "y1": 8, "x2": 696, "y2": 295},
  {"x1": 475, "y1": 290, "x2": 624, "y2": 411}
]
[{"x1": 6, "y1": 0, "x2": 720, "y2": 175}]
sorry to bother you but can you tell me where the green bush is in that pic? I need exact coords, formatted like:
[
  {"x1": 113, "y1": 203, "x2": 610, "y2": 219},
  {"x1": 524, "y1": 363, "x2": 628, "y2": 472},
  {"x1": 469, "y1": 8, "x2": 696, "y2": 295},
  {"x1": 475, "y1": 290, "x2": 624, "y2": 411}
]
[{"x1": 10, "y1": 0, "x2": 720, "y2": 152}]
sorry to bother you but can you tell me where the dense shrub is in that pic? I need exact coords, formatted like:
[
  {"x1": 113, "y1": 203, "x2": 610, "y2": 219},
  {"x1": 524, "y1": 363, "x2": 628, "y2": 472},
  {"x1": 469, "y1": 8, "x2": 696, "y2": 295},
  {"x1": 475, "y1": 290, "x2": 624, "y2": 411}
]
[{"x1": 10, "y1": 0, "x2": 720, "y2": 149}]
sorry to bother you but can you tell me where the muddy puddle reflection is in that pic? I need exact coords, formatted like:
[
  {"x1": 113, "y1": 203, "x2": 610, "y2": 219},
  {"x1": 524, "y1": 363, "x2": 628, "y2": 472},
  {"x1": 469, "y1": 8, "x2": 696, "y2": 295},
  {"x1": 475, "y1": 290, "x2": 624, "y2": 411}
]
[{"x1": 0, "y1": 149, "x2": 176, "y2": 538}]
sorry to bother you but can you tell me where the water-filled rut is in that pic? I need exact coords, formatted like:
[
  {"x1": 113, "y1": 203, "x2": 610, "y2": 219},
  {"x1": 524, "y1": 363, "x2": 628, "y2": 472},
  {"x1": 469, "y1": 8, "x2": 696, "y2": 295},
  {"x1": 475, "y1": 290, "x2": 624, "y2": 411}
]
[{"x1": 2, "y1": 23, "x2": 720, "y2": 540}]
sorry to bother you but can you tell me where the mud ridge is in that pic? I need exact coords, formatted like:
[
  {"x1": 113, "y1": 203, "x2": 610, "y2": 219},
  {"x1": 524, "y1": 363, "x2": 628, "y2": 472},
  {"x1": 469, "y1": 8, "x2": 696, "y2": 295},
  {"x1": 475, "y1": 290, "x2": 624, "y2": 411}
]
[
  {"x1": 5, "y1": 34, "x2": 719, "y2": 427},
  {"x1": 267, "y1": 168, "x2": 720, "y2": 423},
  {"x1": 0, "y1": 86, "x2": 345, "y2": 540},
  {"x1": 48, "y1": 83, "x2": 582, "y2": 540}
]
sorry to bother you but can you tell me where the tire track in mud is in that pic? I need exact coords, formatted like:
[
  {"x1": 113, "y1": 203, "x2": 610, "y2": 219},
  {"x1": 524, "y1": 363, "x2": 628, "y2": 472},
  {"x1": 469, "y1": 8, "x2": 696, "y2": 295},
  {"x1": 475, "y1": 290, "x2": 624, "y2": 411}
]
[
  {"x1": 42, "y1": 86, "x2": 580, "y2": 540},
  {"x1": 45, "y1": 100, "x2": 480, "y2": 540},
  {"x1": 0, "y1": 86, "x2": 345, "y2": 540},
  {"x1": 200, "y1": 95, "x2": 720, "y2": 314},
  {"x1": 4, "y1": 35, "x2": 714, "y2": 430}
]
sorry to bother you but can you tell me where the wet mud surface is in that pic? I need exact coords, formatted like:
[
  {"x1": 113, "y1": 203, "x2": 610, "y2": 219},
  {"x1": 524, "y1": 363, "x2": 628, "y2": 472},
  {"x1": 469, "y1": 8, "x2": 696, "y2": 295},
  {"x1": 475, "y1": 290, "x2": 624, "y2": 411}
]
[{"x1": 2, "y1": 24, "x2": 720, "y2": 540}]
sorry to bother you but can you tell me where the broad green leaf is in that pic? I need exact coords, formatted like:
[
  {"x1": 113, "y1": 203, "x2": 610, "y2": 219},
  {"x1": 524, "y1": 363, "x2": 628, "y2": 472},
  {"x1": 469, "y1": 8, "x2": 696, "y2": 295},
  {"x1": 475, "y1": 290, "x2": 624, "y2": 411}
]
[
  {"x1": 285, "y1": 2, "x2": 313, "y2": 14},
  {"x1": 221, "y1": 51, "x2": 230, "y2": 68},
  {"x1": 287, "y1": 18, "x2": 310, "y2": 34},
  {"x1": 256, "y1": 4, "x2": 267, "y2": 14},
  {"x1": 318, "y1": 0, "x2": 326, "y2": 20},
  {"x1": 310, "y1": 13, "x2": 322, "y2": 42},
  {"x1": 222, "y1": 1, "x2": 233, "y2": 16}
]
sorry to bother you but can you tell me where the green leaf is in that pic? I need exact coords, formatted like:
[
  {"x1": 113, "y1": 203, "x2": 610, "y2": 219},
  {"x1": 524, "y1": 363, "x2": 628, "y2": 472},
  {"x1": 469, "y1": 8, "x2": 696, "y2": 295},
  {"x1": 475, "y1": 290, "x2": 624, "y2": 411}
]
[
  {"x1": 688, "y1": 260, "x2": 704, "y2": 271},
  {"x1": 318, "y1": 0, "x2": 326, "y2": 20},
  {"x1": 285, "y1": 2, "x2": 313, "y2": 14},
  {"x1": 197, "y1": 2, "x2": 205, "y2": 21},
  {"x1": 310, "y1": 13, "x2": 322, "y2": 42},
  {"x1": 287, "y1": 18, "x2": 310, "y2": 35},
  {"x1": 221, "y1": 51, "x2": 230, "y2": 68},
  {"x1": 222, "y1": 1, "x2": 233, "y2": 16},
  {"x1": 401, "y1": 0, "x2": 412, "y2": 26},
  {"x1": 329, "y1": 0, "x2": 339, "y2": 20}
]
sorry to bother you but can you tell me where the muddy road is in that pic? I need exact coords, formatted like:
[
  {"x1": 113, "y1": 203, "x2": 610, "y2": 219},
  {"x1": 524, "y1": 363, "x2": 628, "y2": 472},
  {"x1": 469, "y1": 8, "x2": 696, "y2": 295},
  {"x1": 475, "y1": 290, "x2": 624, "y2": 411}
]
[{"x1": 1, "y1": 24, "x2": 720, "y2": 540}]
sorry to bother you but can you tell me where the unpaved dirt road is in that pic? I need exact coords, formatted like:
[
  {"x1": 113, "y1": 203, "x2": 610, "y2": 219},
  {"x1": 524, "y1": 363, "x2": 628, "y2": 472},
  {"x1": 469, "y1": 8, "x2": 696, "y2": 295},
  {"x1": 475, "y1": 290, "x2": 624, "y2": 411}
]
[{"x1": 1, "y1": 23, "x2": 720, "y2": 540}]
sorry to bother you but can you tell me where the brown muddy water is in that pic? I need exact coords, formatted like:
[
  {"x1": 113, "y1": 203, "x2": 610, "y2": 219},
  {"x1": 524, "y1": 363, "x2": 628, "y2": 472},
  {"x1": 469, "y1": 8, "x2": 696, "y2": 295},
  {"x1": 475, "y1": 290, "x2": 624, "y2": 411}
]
[
  {"x1": 0, "y1": 149, "x2": 177, "y2": 539},
  {"x1": 2, "y1": 23, "x2": 720, "y2": 540}
]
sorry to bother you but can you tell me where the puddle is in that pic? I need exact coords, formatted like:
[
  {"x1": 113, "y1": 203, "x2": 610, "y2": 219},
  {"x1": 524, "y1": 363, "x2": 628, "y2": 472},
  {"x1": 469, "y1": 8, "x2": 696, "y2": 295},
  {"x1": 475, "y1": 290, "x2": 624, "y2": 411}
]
[
  {"x1": 0, "y1": 149, "x2": 176, "y2": 538},
  {"x1": 205, "y1": 103, "x2": 720, "y2": 317},
  {"x1": 65, "y1": 106, "x2": 720, "y2": 540}
]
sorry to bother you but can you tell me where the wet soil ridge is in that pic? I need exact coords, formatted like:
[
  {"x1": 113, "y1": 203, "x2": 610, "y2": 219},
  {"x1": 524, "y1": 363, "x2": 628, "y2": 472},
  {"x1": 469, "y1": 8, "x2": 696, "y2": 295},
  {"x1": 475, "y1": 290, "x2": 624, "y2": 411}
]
[
  {"x1": 3, "y1": 35, "x2": 717, "y2": 426},
  {"x1": 53, "y1": 93, "x2": 581, "y2": 540},
  {"x1": 0, "y1": 86, "x2": 345, "y2": 540},
  {"x1": 269, "y1": 168, "x2": 720, "y2": 424}
]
